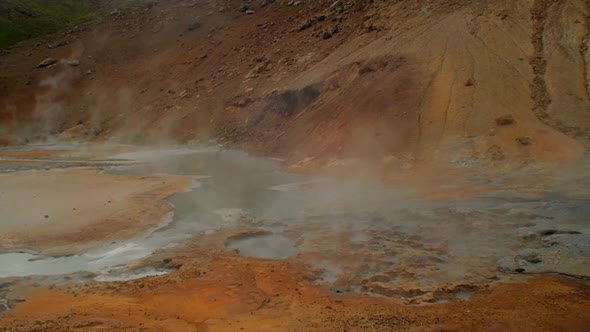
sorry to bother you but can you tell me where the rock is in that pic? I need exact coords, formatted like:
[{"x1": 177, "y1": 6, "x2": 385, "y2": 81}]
[
  {"x1": 199, "y1": 54, "x2": 208, "y2": 59},
  {"x1": 486, "y1": 144, "x2": 504, "y2": 161},
  {"x1": 218, "y1": 7, "x2": 225, "y2": 12},
  {"x1": 146, "y1": 0, "x2": 158, "y2": 8},
  {"x1": 37, "y1": 58, "x2": 58, "y2": 68},
  {"x1": 495, "y1": 114, "x2": 515, "y2": 126},
  {"x1": 245, "y1": 62, "x2": 271, "y2": 79},
  {"x1": 516, "y1": 136, "x2": 533, "y2": 146},
  {"x1": 110, "y1": 9, "x2": 120, "y2": 16},
  {"x1": 47, "y1": 41, "x2": 66, "y2": 49},
  {"x1": 293, "y1": 1, "x2": 302, "y2": 5},
  {"x1": 246, "y1": 10, "x2": 255, "y2": 15},
  {"x1": 239, "y1": 4, "x2": 249, "y2": 12},
  {"x1": 522, "y1": 252, "x2": 542, "y2": 264},
  {"x1": 260, "y1": 0, "x2": 276, "y2": 7},
  {"x1": 299, "y1": 18, "x2": 317, "y2": 31},
  {"x1": 323, "y1": 31, "x2": 333, "y2": 39},
  {"x1": 64, "y1": 60, "x2": 80, "y2": 67},
  {"x1": 85, "y1": 69, "x2": 93, "y2": 75},
  {"x1": 188, "y1": 22, "x2": 201, "y2": 31},
  {"x1": 331, "y1": 0, "x2": 343, "y2": 8}
]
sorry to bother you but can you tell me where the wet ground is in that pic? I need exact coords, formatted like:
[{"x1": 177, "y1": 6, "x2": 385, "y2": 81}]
[{"x1": 0, "y1": 143, "x2": 588, "y2": 318}]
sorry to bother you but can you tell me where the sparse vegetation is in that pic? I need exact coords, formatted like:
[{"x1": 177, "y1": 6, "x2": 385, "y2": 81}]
[{"x1": 0, "y1": 0, "x2": 95, "y2": 49}]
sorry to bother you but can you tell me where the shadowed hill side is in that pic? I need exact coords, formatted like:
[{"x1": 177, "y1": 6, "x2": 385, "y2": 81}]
[
  {"x1": 0, "y1": 0, "x2": 588, "y2": 168},
  {"x1": 0, "y1": 0, "x2": 95, "y2": 49}
]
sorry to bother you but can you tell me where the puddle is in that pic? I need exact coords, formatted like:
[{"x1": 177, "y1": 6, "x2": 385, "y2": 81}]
[
  {"x1": 0, "y1": 298, "x2": 8, "y2": 312},
  {"x1": 455, "y1": 291, "x2": 475, "y2": 301},
  {"x1": 226, "y1": 234, "x2": 297, "y2": 259},
  {"x1": 349, "y1": 232, "x2": 371, "y2": 242}
]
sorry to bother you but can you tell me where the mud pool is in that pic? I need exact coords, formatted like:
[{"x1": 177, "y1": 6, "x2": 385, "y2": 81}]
[{"x1": 0, "y1": 144, "x2": 588, "y2": 302}]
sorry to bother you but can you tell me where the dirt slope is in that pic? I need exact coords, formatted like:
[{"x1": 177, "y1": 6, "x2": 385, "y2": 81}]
[{"x1": 0, "y1": 0, "x2": 588, "y2": 166}]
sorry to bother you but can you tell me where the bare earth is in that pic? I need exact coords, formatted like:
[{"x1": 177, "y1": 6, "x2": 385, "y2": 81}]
[
  {"x1": 0, "y1": 0, "x2": 589, "y2": 330},
  {"x1": 1, "y1": 230, "x2": 589, "y2": 331},
  {"x1": 0, "y1": 168, "x2": 189, "y2": 255}
]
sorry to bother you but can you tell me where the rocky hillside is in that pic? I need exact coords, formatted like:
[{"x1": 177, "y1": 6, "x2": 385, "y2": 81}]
[{"x1": 0, "y1": 0, "x2": 588, "y2": 169}]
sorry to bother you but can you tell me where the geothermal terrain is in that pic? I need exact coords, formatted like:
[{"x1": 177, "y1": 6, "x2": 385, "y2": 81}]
[{"x1": 0, "y1": 0, "x2": 589, "y2": 331}]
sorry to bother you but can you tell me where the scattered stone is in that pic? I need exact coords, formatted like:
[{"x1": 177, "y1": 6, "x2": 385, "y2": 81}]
[
  {"x1": 299, "y1": 16, "x2": 330, "y2": 32},
  {"x1": 199, "y1": 54, "x2": 208, "y2": 59},
  {"x1": 110, "y1": 9, "x2": 120, "y2": 16},
  {"x1": 47, "y1": 41, "x2": 66, "y2": 49},
  {"x1": 293, "y1": 1, "x2": 303, "y2": 5},
  {"x1": 86, "y1": 69, "x2": 93, "y2": 75},
  {"x1": 516, "y1": 136, "x2": 533, "y2": 146},
  {"x1": 146, "y1": 0, "x2": 158, "y2": 8},
  {"x1": 522, "y1": 252, "x2": 542, "y2": 264},
  {"x1": 239, "y1": 4, "x2": 249, "y2": 12},
  {"x1": 246, "y1": 9, "x2": 255, "y2": 15},
  {"x1": 495, "y1": 114, "x2": 515, "y2": 126},
  {"x1": 299, "y1": 18, "x2": 317, "y2": 31},
  {"x1": 486, "y1": 144, "x2": 504, "y2": 161},
  {"x1": 260, "y1": 0, "x2": 276, "y2": 7},
  {"x1": 331, "y1": 0, "x2": 343, "y2": 8},
  {"x1": 64, "y1": 60, "x2": 80, "y2": 67},
  {"x1": 188, "y1": 22, "x2": 201, "y2": 31},
  {"x1": 44, "y1": 215, "x2": 49, "y2": 219},
  {"x1": 323, "y1": 31, "x2": 333, "y2": 39},
  {"x1": 37, "y1": 58, "x2": 58, "y2": 68},
  {"x1": 465, "y1": 78, "x2": 475, "y2": 87}
]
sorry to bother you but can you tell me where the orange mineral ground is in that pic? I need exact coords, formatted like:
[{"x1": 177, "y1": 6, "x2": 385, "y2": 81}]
[{"x1": 0, "y1": 0, "x2": 589, "y2": 331}]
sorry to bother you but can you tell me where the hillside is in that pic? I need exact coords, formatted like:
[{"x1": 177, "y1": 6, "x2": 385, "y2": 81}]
[{"x1": 0, "y1": 0, "x2": 588, "y2": 171}]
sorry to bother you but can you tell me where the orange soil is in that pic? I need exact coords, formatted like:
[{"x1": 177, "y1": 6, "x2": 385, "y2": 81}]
[{"x1": 1, "y1": 252, "x2": 588, "y2": 331}]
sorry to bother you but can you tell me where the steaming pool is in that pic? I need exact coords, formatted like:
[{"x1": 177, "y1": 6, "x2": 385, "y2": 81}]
[{"x1": 0, "y1": 144, "x2": 588, "y2": 305}]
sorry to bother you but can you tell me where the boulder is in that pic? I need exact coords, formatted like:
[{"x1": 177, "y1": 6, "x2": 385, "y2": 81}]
[{"x1": 37, "y1": 58, "x2": 58, "y2": 68}]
